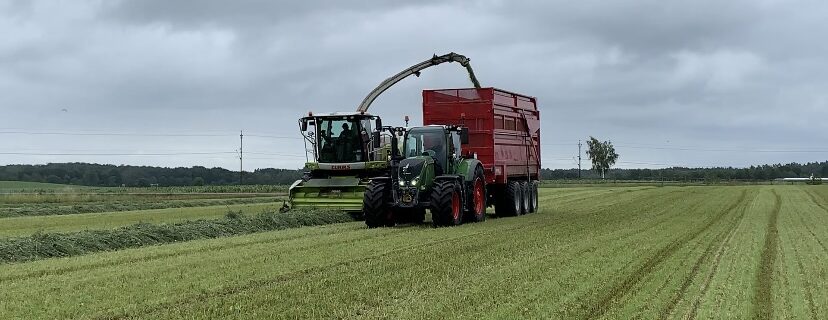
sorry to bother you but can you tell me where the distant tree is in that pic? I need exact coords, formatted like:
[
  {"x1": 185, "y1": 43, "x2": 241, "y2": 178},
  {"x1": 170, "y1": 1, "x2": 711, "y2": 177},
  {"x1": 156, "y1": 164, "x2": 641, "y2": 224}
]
[
  {"x1": 585, "y1": 136, "x2": 619, "y2": 179},
  {"x1": 193, "y1": 177, "x2": 205, "y2": 186}
]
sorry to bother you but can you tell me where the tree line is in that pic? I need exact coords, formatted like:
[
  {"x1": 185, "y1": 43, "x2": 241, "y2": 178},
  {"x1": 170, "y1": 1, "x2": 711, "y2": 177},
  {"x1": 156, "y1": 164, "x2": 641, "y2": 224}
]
[
  {"x1": 0, "y1": 163, "x2": 304, "y2": 187},
  {"x1": 542, "y1": 161, "x2": 828, "y2": 181},
  {"x1": 1, "y1": 161, "x2": 826, "y2": 187}
]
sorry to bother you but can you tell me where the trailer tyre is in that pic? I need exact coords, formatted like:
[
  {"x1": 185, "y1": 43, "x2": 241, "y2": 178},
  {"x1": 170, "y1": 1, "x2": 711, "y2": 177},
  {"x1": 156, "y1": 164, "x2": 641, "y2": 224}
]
[
  {"x1": 465, "y1": 165, "x2": 487, "y2": 223},
  {"x1": 430, "y1": 180, "x2": 463, "y2": 227},
  {"x1": 363, "y1": 180, "x2": 393, "y2": 228},
  {"x1": 530, "y1": 181, "x2": 539, "y2": 213},
  {"x1": 519, "y1": 181, "x2": 530, "y2": 215},
  {"x1": 496, "y1": 181, "x2": 522, "y2": 217}
]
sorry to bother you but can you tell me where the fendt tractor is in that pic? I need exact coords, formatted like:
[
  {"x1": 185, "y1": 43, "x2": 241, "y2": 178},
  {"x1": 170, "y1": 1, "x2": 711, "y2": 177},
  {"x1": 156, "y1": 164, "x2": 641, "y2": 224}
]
[
  {"x1": 363, "y1": 88, "x2": 541, "y2": 227},
  {"x1": 287, "y1": 53, "x2": 482, "y2": 215}
]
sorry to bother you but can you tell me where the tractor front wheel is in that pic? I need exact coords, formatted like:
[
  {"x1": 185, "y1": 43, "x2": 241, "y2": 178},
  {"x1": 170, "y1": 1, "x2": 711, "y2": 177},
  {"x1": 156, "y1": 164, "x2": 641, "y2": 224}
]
[
  {"x1": 363, "y1": 180, "x2": 393, "y2": 228},
  {"x1": 430, "y1": 180, "x2": 463, "y2": 227}
]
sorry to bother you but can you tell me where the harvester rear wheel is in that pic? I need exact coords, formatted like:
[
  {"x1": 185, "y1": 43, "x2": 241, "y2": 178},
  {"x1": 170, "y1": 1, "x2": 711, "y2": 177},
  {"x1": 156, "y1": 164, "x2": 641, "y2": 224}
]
[
  {"x1": 364, "y1": 180, "x2": 393, "y2": 228},
  {"x1": 495, "y1": 181, "x2": 521, "y2": 217},
  {"x1": 430, "y1": 180, "x2": 462, "y2": 227},
  {"x1": 519, "y1": 181, "x2": 530, "y2": 215},
  {"x1": 465, "y1": 165, "x2": 487, "y2": 223}
]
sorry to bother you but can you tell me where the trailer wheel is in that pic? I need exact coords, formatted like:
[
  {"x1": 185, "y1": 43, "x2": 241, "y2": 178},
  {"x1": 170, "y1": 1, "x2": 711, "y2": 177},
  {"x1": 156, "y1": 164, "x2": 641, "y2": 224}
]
[
  {"x1": 363, "y1": 180, "x2": 393, "y2": 228},
  {"x1": 465, "y1": 165, "x2": 487, "y2": 223},
  {"x1": 531, "y1": 181, "x2": 539, "y2": 213},
  {"x1": 431, "y1": 180, "x2": 462, "y2": 227},
  {"x1": 496, "y1": 181, "x2": 522, "y2": 217},
  {"x1": 519, "y1": 181, "x2": 530, "y2": 215},
  {"x1": 525, "y1": 181, "x2": 536, "y2": 213}
]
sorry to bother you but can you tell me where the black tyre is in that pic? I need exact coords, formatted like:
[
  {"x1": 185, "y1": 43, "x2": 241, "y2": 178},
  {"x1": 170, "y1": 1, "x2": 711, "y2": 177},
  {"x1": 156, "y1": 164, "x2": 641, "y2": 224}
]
[
  {"x1": 465, "y1": 165, "x2": 487, "y2": 223},
  {"x1": 524, "y1": 180, "x2": 535, "y2": 213},
  {"x1": 430, "y1": 180, "x2": 463, "y2": 227},
  {"x1": 495, "y1": 181, "x2": 521, "y2": 217},
  {"x1": 531, "y1": 181, "x2": 539, "y2": 213},
  {"x1": 363, "y1": 180, "x2": 393, "y2": 228},
  {"x1": 519, "y1": 181, "x2": 530, "y2": 215}
]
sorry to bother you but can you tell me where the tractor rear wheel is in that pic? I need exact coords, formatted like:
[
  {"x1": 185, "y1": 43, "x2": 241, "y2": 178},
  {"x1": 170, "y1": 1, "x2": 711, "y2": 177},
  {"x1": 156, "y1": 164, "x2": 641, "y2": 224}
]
[
  {"x1": 495, "y1": 181, "x2": 521, "y2": 217},
  {"x1": 465, "y1": 165, "x2": 487, "y2": 223},
  {"x1": 363, "y1": 180, "x2": 393, "y2": 228},
  {"x1": 430, "y1": 180, "x2": 463, "y2": 227}
]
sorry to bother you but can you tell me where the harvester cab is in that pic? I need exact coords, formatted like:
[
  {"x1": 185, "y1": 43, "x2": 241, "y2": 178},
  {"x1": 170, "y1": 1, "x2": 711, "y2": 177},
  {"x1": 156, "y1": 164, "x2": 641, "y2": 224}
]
[{"x1": 363, "y1": 124, "x2": 487, "y2": 228}]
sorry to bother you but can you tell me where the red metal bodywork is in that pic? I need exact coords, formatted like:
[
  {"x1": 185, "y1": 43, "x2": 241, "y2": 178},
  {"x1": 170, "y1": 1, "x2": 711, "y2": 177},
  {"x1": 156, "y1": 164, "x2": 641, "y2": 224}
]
[{"x1": 423, "y1": 88, "x2": 541, "y2": 185}]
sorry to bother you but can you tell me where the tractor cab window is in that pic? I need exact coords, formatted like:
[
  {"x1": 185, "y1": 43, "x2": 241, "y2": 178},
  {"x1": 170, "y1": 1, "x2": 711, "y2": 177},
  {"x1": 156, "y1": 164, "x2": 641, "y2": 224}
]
[
  {"x1": 405, "y1": 128, "x2": 447, "y2": 175},
  {"x1": 317, "y1": 117, "x2": 365, "y2": 163}
]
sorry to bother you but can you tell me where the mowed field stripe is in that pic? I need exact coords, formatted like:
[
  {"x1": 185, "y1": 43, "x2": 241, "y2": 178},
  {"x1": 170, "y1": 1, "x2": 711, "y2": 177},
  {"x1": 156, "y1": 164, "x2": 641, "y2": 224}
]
[
  {"x1": 580, "y1": 189, "x2": 748, "y2": 319},
  {"x1": 752, "y1": 189, "x2": 781, "y2": 320}
]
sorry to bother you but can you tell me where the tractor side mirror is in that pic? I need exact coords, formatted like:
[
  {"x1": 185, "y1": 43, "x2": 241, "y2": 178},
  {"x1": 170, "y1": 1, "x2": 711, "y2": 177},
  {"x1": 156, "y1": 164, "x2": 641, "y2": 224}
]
[
  {"x1": 375, "y1": 117, "x2": 382, "y2": 130},
  {"x1": 460, "y1": 127, "x2": 469, "y2": 144},
  {"x1": 372, "y1": 131, "x2": 381, "y2": 148},
  {"x1": 300, "y1": 119, "x2": 308, "y2": 131}
]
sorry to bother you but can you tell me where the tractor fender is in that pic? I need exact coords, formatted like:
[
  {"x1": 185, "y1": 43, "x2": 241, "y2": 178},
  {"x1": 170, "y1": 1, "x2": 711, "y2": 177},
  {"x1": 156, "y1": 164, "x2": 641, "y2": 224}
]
[{"x1": 456, "y1": 159, "x2": 484, "y2": 182}]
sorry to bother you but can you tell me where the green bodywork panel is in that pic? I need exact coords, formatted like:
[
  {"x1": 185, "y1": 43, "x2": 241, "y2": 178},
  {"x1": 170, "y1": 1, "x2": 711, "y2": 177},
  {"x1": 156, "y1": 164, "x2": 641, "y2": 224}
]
[
  {"x1": 455, "y1": 159, "x2": 482, "y2": 181},
  {"x1": 289, "y1": 161, "x2": 387, "y2": 212},
  {"x1": 289, "y1": 176, "x2": 366, "y2": 212}
]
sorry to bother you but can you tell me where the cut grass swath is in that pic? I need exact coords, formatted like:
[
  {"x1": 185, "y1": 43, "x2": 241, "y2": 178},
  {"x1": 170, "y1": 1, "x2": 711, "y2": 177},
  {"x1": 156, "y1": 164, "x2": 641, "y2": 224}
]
[{"x1": 0, "y1": 209, "x2": 353, "y2": 264}]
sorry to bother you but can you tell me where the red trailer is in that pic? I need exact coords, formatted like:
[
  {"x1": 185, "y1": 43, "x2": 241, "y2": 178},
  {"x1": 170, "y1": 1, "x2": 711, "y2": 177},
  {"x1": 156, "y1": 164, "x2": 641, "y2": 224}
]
[{"x1": 422, "y1": 87, "x2": 541, "y2": 214}]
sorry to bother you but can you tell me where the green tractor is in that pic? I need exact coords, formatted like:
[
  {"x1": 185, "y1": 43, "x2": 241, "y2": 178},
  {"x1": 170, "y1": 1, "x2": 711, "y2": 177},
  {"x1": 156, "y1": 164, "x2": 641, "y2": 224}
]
[
  {"x1": 288, "y1": 112, "x2": 393, "y2": 214},
  {"x1": 362, "y1": 125, "x2": 488, "y2": 227}
]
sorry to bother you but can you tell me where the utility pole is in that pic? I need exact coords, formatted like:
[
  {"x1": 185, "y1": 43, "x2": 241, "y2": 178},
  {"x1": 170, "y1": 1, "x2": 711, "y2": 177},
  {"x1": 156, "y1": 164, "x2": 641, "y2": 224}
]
[
  {"x1": 577, "y1": 140, "x2": 582, "y2": 179},
  {"x1": 239, "y1": 130, "x2": 243, "y2": 185}
]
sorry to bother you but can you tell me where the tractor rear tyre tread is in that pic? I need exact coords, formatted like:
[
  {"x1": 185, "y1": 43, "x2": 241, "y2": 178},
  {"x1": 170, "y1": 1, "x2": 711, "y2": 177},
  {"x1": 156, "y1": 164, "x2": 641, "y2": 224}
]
[
  {"x1": 465, "y1": 165, "x2": 487, "y2": 223},
  {"x1": 364, "y1": 180, "x2": 393, "y2": 228},
  {"x1": 430, "y1": 180, "x2": 462, "y2": 227}
]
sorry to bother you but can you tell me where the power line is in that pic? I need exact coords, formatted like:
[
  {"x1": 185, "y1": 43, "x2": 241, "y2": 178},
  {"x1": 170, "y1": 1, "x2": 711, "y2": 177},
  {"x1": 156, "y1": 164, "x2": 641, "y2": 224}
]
[
  {"x1": 0, "y1": 130, "x2": 302, "y2": 140},
  {"x1": 614, "y1": 144, "x2": 828, "y2": 153},
  {"x1": 0, "y1": 151, "x2": 238, "y2": 156}
]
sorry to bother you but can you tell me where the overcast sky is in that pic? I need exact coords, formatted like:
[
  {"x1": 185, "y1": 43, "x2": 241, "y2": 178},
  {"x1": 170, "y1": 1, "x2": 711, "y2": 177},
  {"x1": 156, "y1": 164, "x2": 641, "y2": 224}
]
[{"x1": 2, "y1": 0, "x2": 827, "y2": 171}]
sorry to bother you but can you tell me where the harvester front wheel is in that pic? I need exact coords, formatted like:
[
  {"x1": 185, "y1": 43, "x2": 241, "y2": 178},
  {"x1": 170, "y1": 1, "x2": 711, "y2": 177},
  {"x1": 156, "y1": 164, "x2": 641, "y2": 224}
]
[
  {"x1": 364, "y1": 180, "x2": 393, "y2": 228},
  {"x1": 495, "y1": 181, "x2": 521, "y2": 217},
  {"x1": 431, "y1": 180, "x2": 463, "y2": 227},
  {"x1": 465, "y1": 165, "x2": 487, "y2": 223}
]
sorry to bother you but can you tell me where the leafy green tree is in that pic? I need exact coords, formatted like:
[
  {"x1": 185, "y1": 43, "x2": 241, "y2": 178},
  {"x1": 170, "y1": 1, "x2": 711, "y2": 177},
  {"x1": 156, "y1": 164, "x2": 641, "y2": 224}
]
[
  {"x1": 586, "y1": 136, "x2": 619, "y2": 179},
  {"x1": 193, "y1": 177, "x2": 205, "y2": 186}
]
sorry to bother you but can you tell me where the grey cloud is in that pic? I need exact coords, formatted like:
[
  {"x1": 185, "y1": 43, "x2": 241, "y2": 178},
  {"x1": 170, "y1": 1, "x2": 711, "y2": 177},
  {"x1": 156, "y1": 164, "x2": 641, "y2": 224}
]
[{"x1": 1, "y1": 0, "x2": 827, "y2": 170}]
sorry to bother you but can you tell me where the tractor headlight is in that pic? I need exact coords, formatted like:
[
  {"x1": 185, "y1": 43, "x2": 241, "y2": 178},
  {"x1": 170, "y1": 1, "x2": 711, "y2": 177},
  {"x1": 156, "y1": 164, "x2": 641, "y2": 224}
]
[
  {"x1": 399, "y1": 181, "x2": 406, "y2": 186},
  {"x1": 410, "y1": 178, "x2": 418, "y2": 186}
]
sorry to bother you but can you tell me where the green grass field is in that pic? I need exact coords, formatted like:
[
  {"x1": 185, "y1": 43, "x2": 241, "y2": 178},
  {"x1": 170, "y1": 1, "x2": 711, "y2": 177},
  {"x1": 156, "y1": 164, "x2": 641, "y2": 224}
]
[{"x1": 0, "y1": 185, "x2": 826, "y2": 319}]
